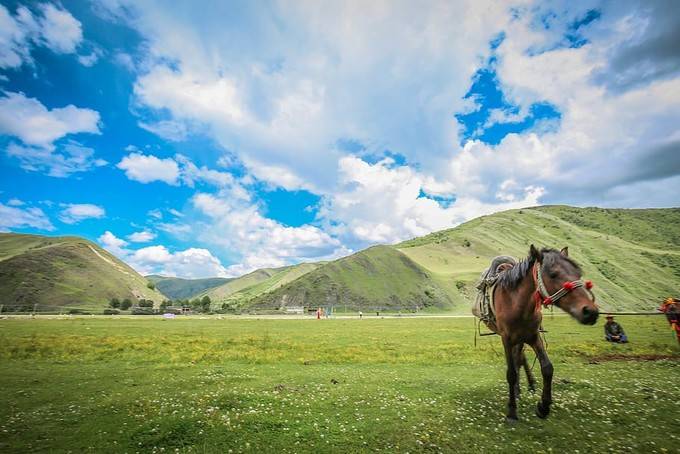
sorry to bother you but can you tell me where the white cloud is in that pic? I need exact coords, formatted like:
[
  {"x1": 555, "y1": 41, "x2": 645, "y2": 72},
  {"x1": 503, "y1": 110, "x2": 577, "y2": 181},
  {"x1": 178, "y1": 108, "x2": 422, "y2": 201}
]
[
  {"x1": 127, "y1": 230, "x2": 156, "y2": 242},
  {"x1": 116, "y1": 151, "x2": 243, "y2": 190},
  {"x1": 77, "y1": 45, "x2": 104, "y2": 67},
  {"x1": 147, "y1": 208, "x2": 162, "y2": 220},
  {"x1": 135, "y1": 66, "x2": 246, "y2": 125},
  {"x1": 0, "y1": 5, "x2": 31, "y2": 68},
  {"x1": 157, "y1": 222, "x2": 191, "y2": 236},
  {"x1": 98, "y1": 230, "x2": 229, "y2": 278},
  {"x1": 0, "y1": 92, "x2": 101, "y2": 149},
  {"x1": 37, "y1": 3, "x2": 82, "y2": 54},
  {"x1": 192, "y1": 189, "x2": 347, "y2": 276},
  {"x1": 7, "y1": 141, "x2": 107, "y2": 177},
  {"x1": 117, "y1": 152, "x2": 180, "y2": 184},
  {"x1": 59, "y1": 203, "x2": 105, "y2": 224},
  {"x1": 318, "y1": 155, "x2": 543, "y2": 246},
  {"x1": 0, "y1": 202, "x2": 54, "y2": 231},
  {"x1": 98, "y1": 230, "x2": 129, "y2": 256},
  {"x1": 138, "y1": 119, "x2": 188, "y2": 141},
  {"x1": 0, "y1": 3, "x2": 83, "y2": 69}
]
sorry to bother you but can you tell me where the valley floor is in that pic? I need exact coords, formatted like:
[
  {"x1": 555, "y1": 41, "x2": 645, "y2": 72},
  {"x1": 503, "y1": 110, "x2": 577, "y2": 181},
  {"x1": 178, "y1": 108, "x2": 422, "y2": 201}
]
[{"x1": 0, "y1": 316, "x2": 678, "y2": 453}]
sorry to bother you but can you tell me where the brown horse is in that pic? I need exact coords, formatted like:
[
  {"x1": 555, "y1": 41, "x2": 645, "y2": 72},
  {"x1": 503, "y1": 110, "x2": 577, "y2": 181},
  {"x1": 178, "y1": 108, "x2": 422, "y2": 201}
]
[{"x1": 491, "y1": 245, "x2": 599, "y2": 423}]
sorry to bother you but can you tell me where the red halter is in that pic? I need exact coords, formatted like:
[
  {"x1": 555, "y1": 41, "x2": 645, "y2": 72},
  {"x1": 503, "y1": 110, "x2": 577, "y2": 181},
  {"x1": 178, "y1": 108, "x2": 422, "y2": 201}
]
[{"x1": 533, "y1": 262, "x2": 594, "y2": 309}]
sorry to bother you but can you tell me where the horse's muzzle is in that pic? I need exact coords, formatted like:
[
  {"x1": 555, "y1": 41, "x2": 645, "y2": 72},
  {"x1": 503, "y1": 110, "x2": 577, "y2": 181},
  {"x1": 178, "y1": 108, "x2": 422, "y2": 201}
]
[{"x1": 582, "y1": 306, "x2": 599, "y2": 325}]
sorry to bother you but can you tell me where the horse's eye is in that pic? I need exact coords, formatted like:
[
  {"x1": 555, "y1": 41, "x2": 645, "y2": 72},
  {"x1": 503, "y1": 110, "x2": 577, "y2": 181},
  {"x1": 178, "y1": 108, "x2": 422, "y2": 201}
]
[{"x1": 549, "y1": 271, "x2": 559, "y2": 279}]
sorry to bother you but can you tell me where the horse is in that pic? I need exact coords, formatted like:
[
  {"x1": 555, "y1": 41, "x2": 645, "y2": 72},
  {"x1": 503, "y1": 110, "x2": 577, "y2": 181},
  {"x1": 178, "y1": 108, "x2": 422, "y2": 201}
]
[{"x1": 488, "y1": 245, "x2": 599, "y2": 423}]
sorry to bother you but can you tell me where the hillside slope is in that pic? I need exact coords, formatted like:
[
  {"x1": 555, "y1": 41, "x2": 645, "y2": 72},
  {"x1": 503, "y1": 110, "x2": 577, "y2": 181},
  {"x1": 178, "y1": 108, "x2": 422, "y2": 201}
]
[
  {"x1": 146, "y1": 275, "x2": 231, "y2": 300},
  {"x1": 248, "y1": 206, "x2": 680, "y2": 312},
  {"x1": 202, "y1": 262, "x2": 322, "y2": 307},
  {"x1": 250, "y1": 245, "x2": 452, "y2": 311},
  {"x1": 396, "y1": 206, "x2": 680, "y2": 312},
  {"x1": 0, "y1": 233, "x2": 166, "y2": 311}
]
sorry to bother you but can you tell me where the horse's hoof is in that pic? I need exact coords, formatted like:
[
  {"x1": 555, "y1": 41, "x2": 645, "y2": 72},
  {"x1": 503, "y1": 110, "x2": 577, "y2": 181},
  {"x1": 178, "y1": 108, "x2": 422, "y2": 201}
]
[
  {"x1": 505, "y1": 416, "x2": 519, "y2": 425},
  {"x1": 535, "y1": 403, "x2": 550, "y2": 419}
]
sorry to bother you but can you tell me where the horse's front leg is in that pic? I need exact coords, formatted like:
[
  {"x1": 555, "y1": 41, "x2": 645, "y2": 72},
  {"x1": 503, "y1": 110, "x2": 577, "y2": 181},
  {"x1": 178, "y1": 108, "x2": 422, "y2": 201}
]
[
  {"x1": 529, "y1": 335, "x2": 553, "y2": 418},
  {"x1": 502, "y1": 337, "x2": 521, "y2": 422}
]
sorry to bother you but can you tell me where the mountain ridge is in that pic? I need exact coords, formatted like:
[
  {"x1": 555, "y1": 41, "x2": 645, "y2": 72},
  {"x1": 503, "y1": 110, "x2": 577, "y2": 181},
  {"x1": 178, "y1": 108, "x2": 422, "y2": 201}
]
[{"x1": 2, "y1": 205, "x2": 678, "y2": 312}]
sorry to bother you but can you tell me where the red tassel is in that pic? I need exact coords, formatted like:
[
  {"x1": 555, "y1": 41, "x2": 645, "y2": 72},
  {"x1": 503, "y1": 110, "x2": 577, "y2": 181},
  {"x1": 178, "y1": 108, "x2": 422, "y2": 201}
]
[
  {"x1": 585, "y1": 280, "x2": 593, "y2": 290},
  {"x1": 563, "y1": 281, "x2": 575, "y2": 291}
]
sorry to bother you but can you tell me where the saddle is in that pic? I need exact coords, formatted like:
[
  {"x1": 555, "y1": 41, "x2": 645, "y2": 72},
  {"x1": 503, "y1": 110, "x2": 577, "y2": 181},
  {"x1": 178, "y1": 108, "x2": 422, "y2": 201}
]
[{"x1": 472, "y1": 255, "x2": 517, "y2": 327}]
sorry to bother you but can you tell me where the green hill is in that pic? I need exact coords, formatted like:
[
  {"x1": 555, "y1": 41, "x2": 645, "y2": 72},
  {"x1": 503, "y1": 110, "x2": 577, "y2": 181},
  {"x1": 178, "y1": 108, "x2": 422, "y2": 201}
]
[
  {"x1": 146, "y1": 275, "x2": 231, "y2": 300},
  {"x1": 248, "y1": 206, "x2": 680, "y2": 312},
  {"x1": 251, "y1": 245, "x2": 449, "y2": 311},
  {"x1": 202, "y1": 262, "x2": 322, "y2": 307},
  {"x1": 0, "y1": 233, "x2": 166, "y2": 312}
]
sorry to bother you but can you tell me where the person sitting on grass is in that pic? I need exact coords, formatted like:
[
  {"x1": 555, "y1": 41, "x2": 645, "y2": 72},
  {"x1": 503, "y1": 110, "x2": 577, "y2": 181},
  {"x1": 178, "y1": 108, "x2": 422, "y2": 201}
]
[{"x1": 604, "y1": 315, "x2": 628, "y2": 343}]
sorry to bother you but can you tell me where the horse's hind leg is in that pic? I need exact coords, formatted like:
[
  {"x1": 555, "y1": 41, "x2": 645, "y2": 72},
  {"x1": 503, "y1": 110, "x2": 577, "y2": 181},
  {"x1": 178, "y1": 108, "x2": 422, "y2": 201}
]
[
  {"x1": 512, "y1": 347, "x2": 523, "y2": 398},
  {"x1": 521, "y1": 350, "x2": 537, "y2": 393},
  {"x1": 502, "y1": 338, "x2": 521, "y2": 422}
]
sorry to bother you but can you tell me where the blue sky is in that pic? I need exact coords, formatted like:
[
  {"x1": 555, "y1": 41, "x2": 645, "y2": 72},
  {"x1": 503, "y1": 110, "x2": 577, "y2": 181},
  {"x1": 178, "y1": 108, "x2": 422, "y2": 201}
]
[{"x1": 1, "y1": 0, "x2": 679, "y2": 278}]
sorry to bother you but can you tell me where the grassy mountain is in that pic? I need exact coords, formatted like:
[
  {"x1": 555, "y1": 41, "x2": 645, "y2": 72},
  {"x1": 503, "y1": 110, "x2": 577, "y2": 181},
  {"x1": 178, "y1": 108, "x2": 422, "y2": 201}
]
[
  {"x1": 0, "y1": 233, "x2": 166, "y2": 312},
  {"x1": 248, "y1": 206, "x2": 680, "y2": 312},
  {"x1": 146, "y1": 275, "x2": 231, "y2": 300},
  {"x1": 202, "y1": 262, "x2": 322, "y2": 307},
  {"x1": 251, "y1": 245, "x2": 449, "y2": 311}
]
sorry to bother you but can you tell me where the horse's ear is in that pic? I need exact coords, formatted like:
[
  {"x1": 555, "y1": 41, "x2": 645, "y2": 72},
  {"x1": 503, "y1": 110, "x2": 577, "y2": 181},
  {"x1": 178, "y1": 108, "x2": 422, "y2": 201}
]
[
  {"x1": 529, "y1": 244, "x2": 542, "y2": 262},
  {"x1": 560, "y1": 247, "x2": 569, "y2": 257}
]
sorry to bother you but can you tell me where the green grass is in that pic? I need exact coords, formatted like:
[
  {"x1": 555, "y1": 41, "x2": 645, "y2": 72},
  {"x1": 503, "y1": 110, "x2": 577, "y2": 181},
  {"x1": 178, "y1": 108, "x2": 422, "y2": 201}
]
[{"x1": 0, "y1": 315, "x2": 678, "y2": 453}]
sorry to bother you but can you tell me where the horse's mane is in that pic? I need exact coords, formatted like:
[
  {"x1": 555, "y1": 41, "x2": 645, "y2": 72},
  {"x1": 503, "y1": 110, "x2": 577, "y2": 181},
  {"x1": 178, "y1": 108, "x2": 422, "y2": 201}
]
[
  {"x1": 497, "y1": 248, "x2": 582, "y2": 290},
  {"x1": 497, "y1": 256, "x2": 536, "y2": 290}
]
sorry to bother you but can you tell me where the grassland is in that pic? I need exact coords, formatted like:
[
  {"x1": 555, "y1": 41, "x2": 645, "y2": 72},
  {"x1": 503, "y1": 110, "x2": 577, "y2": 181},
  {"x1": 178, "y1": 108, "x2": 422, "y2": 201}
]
[
  {"x1": 0, "y1": 233, "x2": 165, "y2": 311},
  {"x1": 0, "y1": 315, "x2": 677, "y2": 453}
]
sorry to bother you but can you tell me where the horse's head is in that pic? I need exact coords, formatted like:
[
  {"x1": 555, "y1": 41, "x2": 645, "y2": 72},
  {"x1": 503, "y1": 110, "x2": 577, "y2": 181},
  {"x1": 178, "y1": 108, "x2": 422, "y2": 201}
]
[{"x1": 530, "y1": 245, "x2": 599, "y2": 325}]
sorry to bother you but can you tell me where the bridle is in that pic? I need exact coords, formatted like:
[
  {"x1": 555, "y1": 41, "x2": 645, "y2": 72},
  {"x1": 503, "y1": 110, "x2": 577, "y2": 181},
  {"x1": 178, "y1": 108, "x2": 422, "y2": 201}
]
[{"x1": 532, "y1": 262, "x2": 594, "y2": 308}]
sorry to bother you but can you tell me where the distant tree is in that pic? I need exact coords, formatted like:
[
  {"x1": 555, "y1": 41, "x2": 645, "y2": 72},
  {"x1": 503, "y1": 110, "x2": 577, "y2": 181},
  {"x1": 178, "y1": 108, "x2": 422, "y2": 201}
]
[
  {"x1": 147, "y1": 281, "x2": 156, "y2": 290},
  {"x1": 200, "y1": 295, "x2": 212, "y2": 312},
  {"x1": 160, "y1": 300, "x2": 170, "y2": 310},
  {"x1": 121, "y1": 298, "x2": 132, "y2": 310},
  {"x1": 109, "y1": 297, "x2": 121, "y2": 309},
  {"x1": 138, "y1": 299, "x2": 154, "y2": 308}
]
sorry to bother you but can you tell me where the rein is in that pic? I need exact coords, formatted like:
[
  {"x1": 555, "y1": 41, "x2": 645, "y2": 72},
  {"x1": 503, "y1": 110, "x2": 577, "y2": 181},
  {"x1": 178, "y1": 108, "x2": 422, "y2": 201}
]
[{"x1": 532, "y1": 262, "x2": 594, "y2": 309}]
